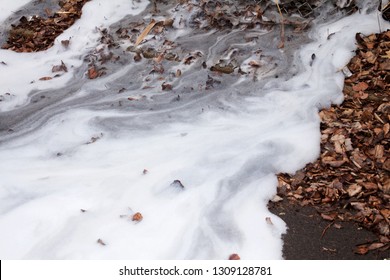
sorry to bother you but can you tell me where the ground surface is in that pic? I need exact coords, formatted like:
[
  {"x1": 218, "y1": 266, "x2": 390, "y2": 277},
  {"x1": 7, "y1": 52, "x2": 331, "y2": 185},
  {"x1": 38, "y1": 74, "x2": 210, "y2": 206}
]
[
  {"x1": 269, "y1": 201, "x2": 390, "y2": 259},
  {"x1": 270, "y1": 29, "x2": 390, "y2": 259},
  {"x1": 0, "y1": 0, "x2": 388, "y2": 259}
]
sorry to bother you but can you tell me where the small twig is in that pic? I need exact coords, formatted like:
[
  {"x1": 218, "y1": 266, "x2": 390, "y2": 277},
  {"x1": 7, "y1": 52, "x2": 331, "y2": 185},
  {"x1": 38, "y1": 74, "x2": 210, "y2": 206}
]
[
  {"x1": 153, "y1": 0, "x2": 159, "y2": 14},
  {"x1": 377, "y1": 11, "x2": 382, "y2": 33},
  {"x1": 321, "y1": 221, "x2": 334, "y2": 239},
  {"x1": 274, "y1": 0, "x2": 285, "y2": 48},
  {"x1": 56, "y1": 11, "x2": 76, "y2": 15}
]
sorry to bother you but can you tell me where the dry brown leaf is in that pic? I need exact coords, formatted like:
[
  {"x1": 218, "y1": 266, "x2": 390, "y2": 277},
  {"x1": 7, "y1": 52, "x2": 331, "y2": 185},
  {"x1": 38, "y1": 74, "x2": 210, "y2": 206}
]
[
  {"x1": 362, "y1": 182, "x2": 378, "y2": 191},
  {"x1": 380, "y1": 209, "x2": 390, "y2": 221},
  {"x1": 383, "y1": 160, "x2": 390, "y2": 172},
  {"x1": 228, "y1": 254, "x2": 240, "y2": 260},
  {"x1": 249, "y1": 60, "x2": 261, "y2": 67},
  {"x1": 383, "y1": 123, "x2": 390, "y2": 134},
  {"x1": 352, "y1": 82, "x2": 369, "y2": 92},
  {"x1": 379, "y1": 60, "x2": 390, "y2": 70},
  {"x1": 321, "y1": 156, "x2": 345, "y2": 167},
  {"x1": 350, "y1": 202, "x2": 365, "y2": 211},
  {"x1": 362, "y1": 51, "x2": 377, "y2": 64},
  {"x1": 354, "y1": 245, "x2": 369, "y2": 255},
  {"x1": 162, "y1": 83, "x2": 172, "y2": 91},
  {"x1": 61, "y1": 40, "x2": 70, "y2": 48},
  {"x1": 321, "y1": 213, "x2": 337, "y2": 221},
  {"x1": 367, "y1": 242, "x2": 385, "y2": 251},
  {"x1": 381, "y1": 50, "x2": 390, "y2": 59},
  {"x1": 52, "y1": 60, "x2": 68, "y2": 72},
  {"x1": 163, "y1": 18, "x2": 174, "y2": 27},
  {"x1": 132, "y1": 212, "x2": 143, "y2": 222},
  {"x1": 88, "y1": 66, "x2": 99, "y2": 79},
  {"x1": 374, "y1": 145, "x2": 384, "y2": 158},
  {"x1": 210, "y1": 64, "x2": 234, "y2": 74},
  {"x1": 153, "y1": 52, "x2": 165, "y2": 64},
  {"x1": 39, "y1": 76, "x2": 52, "y2": 81},
  {"x1": 347, "y1": 184, "x2": 362, "y2": 197}
]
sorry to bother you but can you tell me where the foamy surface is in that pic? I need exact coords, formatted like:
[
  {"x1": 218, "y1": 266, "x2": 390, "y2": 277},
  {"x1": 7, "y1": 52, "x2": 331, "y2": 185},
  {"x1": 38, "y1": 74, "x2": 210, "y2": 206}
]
[{"x1": 0, "y1": 0, "x2": 388, "y2": 259}]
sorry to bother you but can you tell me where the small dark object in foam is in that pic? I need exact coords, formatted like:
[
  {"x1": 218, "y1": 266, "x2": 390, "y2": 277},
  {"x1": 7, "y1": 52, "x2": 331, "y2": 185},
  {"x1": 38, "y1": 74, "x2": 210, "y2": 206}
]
[{"x1": 171, "y1": 180, "x2": 185, "y2": 189}]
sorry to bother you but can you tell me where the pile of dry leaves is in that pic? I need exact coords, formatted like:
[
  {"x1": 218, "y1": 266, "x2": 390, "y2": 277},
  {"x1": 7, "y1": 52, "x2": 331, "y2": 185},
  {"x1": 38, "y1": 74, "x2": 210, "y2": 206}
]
[
  {"x1": 2, "y1": 0, "x2": 89, "y2": 52},
  {"x1": 275, "y1": 30, "x2": 390, "y2": 255},
  {"x1": 184, "y1": 0, "x2": 320, "y2": 31}
]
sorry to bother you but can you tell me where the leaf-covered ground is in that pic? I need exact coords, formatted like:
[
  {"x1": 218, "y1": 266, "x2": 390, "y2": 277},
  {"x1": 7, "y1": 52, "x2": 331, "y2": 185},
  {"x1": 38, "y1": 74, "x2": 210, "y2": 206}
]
[
  {"x1": 271, "y1": 30, "x2": 390, "y2": 259},
  {"x1": 2, "y1": 0, "x2": 89, "y2": 52}
]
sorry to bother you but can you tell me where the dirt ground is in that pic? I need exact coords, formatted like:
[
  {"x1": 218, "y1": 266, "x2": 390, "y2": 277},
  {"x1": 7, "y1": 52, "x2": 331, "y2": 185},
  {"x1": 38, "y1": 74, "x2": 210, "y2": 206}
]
[{"x1": 269, "y1": 201, "x2": 390, "y2": 259}]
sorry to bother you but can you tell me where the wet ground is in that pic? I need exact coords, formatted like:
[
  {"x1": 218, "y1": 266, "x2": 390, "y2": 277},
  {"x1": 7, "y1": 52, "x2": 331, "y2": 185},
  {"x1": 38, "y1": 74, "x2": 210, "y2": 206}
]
[{"x1": 269, "y1": 201, "x2": 390, "y2": 259}]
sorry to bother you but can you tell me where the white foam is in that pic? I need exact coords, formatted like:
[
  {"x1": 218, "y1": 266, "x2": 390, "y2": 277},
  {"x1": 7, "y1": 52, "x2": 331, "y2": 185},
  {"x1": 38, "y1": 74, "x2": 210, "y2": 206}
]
[
  {"x1": 0, "y1": 0, "x2": 149, "y2": 111},
  {"x1": 0, "y1": 0, "x2": 32, "y2": 23}
]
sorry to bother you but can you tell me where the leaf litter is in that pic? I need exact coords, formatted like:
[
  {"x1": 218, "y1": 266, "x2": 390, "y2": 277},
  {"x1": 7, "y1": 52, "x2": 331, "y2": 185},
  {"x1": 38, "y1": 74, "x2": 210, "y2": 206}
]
[
  {"x1": 2, "y1": 0, "x2": 91, "y2": 52},
  {"x1": 273, "y1": 30, "x2": 390, "y2": 255}
]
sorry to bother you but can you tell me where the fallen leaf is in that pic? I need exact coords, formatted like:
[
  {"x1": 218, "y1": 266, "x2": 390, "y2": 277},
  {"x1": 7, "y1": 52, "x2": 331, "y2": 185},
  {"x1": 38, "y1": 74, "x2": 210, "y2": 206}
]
[
  {"x1": 347, "y1": 184, "x2": 362, "y2": 197},
  {"x1": 321, "y1": 156, "x2": 345, "y2": 167},
  {"x1": 362, "y1": 182, "x2": 378, "y2": 191},
  {"x1": 134, "y1": 52, "x2": 142, "y2": 62},
  {"x1": 368, "y1": 242, "x2": 385, "y2": 251},
  {"x1": 381, "y1": 50, "x2": 390, "y2": 59},
  {"x1": 210, "y1": 64, "x2": 235, "y2": 74},
  {"x1": 154, "y1": 53, "x2": 165, "y2": 64},
  {"x1": 52, "y1": 60, "x2": 68, "y2": 72},
  {"x1": 265, "y1": 217, "x2": 273, "y2": 225},
  {"x1": 379, "y1": 60, "x2": 390, "y2": 70},
  {"x1": 88, "y1": 66, "x2": 99, "y2": 79},
  {"x1": 163, "y1": 18, "x2": 174, "y2": 27},
  {"x1": 249, "y1": 60, "x2": 261, "y2": 67},
  {"x1": 354, "y1": 245, "x2": 369, "y2": 255},
  {"x1": 162, "y1": 83, "x2": 172, "y2": 91},
  {"x1": 271, "y1": 195, "x2": 283, "y2": 202},
  {"x1": 97, "y1": 239, "x2": 106, "y2": 246},
  {"x1": 39, "y1": 76, "x2": 52, "y2": 81},
  {"x1": 321, "y1": 213, "x2": 337, "y2": 221},
  {"x1": 352, "y1": 82, "x2": 369, "y2": 92},
  {"x1": 333, "y1": 223, "x2": 342, "y2": 229},
  {"x1": 132, "y1": 212, "x2": 143, "y2": 222},
  {"x1": 61, "y1": 40, "x2": 70, "y2": 48},
  {"x1": 228, "y1": 254, "x2": 240, "y2": 260}
]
